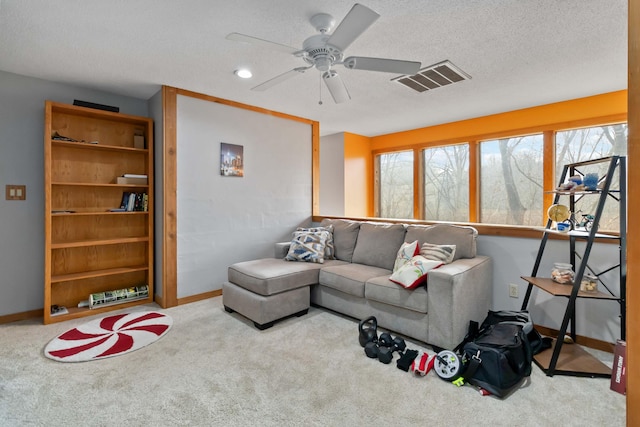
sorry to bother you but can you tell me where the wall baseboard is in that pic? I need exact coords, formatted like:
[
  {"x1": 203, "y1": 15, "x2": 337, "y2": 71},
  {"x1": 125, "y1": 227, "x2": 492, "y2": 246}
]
[
  {"x1": 0, "y1": 309, "x2": 42, "y2": 325},
  {"x1": 0, "y1": 292, "x2": 223, "y2": 324},
  {"x1": 177, "y1": 290, "x2": 222, "y2": 306},
  {"x1": 534, "y1": 324, "x2": 616, "y2": 353}
]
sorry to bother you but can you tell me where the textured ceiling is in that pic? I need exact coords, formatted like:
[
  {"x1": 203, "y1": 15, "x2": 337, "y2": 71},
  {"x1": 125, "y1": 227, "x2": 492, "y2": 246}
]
[{"x1": 0, "y1": 0, "x2": 628, "y2": 137}]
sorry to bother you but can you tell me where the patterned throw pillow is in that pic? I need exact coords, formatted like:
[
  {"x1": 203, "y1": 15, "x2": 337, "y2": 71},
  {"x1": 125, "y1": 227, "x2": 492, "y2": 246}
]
[
  {"x1": 296, "y1": 225, "x2": 334, "y2": 259},
  {"x1": 285, "y1": 230, "x2": 330, "y2": 263},
  {"x1": 393, "y1": 240, "x2": 420, "y2": 272},
  {"x1": 389, "y1": 255, "x2": 444, "y2": 289},
  {"x1": 420, "y1": 242, "x2": 456, "y2": 264}
]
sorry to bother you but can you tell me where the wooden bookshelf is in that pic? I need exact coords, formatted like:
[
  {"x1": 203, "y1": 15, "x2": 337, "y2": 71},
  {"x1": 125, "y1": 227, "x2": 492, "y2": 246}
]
[{"x1": 44, "y1": 101, "x2": 154, "y2": 324}]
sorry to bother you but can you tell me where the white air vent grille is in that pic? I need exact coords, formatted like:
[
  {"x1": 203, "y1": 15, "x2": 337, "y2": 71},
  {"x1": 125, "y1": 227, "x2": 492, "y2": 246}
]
[{"x1": 393, "y1": 60, "x2": 470, "y2": 93}]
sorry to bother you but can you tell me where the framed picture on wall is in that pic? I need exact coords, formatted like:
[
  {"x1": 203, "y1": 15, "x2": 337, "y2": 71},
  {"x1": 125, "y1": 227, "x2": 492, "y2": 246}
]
[{"x1": 220, "y1": 143, "x2": 244, "y2": 177}]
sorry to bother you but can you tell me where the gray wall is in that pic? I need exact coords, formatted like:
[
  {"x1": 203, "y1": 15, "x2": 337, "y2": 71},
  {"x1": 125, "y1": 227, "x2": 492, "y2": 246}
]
[
  {"x1": 175, "y1": 94, "x2": 313, "y2": 298},
  {"x1": 478, "y1": 234, "x2": 622, "y2": 343},
  {"x1": 0, "y1": 70, "x2": 150, "y2": 317}
]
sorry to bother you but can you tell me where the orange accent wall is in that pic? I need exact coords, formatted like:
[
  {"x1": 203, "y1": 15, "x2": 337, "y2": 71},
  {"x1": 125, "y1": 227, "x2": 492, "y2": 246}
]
[
  {"x1": 370, "y1": 90, "x2": 628, "y2": 151},
  {"x1": 343, "y1": 132, "x2": 373, "y2": 217}
]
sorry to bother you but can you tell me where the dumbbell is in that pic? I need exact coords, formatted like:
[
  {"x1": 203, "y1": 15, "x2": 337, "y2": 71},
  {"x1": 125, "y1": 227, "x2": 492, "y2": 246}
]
[{"x1": 364, "y1": 333, "x2": 407, "y2": 364}]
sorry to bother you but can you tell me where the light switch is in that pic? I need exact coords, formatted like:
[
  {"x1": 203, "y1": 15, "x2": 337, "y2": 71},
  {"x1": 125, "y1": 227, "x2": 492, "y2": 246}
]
[{"x1": 5, "y1": 185, "x2": 26, "y2": 200}]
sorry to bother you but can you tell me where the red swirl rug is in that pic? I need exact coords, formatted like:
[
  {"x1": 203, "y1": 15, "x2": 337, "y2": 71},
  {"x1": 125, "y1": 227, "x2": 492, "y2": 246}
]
[{"x1": 44, "y1": 311, "x2": 172, "y2": 362}]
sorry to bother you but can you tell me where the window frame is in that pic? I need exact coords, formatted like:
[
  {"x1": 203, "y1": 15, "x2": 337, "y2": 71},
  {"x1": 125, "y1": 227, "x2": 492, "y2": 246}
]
[{"x1": 371, "y1": 115, "x2": 626, "y2": 238}]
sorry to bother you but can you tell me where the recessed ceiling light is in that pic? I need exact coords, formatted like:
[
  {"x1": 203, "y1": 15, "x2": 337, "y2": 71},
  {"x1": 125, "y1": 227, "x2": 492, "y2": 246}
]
[{"x1": 234, "y1": 69, "x2": 252, "y2": 79}]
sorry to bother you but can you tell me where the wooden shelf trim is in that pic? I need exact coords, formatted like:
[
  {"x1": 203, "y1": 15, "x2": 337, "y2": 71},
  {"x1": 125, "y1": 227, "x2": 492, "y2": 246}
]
[
  {"x1": 52, "y1": 182, "x2": 149, "y2": 188},
  {"x1": 51, "y1": 236, "x2": 149, "y2": 249},
  {"x1": 51, "y1": 265, "x2": 149, "y2": 283},
  {"x1": 52, "y1": 139, "x2": 148, "y2": 153},
  {"x1": 46, "y1": 296, "x2": 154, "y2": 324},
  {"x1": 533, "y1": 338, "x2": 611, "y2": 378},
  {"x1": 521, "y1": 276, "x2": 619, "y2": 300},
  {"x1": 52, "y1": 210, "x2": 149, "y2": 216}
]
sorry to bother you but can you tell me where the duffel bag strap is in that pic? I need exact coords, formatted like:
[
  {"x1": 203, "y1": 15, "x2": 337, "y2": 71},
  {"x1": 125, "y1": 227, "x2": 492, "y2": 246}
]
[{"x1": 453, "y1": 320, "x2": 479, "y2": 354}]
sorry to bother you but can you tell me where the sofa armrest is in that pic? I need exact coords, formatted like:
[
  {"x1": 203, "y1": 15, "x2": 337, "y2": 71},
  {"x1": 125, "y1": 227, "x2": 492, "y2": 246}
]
[
  {"x1": 274, "y1": 242, "x2": 291, "y2": 259},
  {"x1": 426, "y1": 255, "x2": 492, "y2": 350}
]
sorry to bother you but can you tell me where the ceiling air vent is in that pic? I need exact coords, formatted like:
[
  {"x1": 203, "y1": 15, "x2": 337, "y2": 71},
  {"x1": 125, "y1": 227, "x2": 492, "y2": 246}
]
[{"x1": 392, "y1": 60, "x2": 470, "y2": 93}]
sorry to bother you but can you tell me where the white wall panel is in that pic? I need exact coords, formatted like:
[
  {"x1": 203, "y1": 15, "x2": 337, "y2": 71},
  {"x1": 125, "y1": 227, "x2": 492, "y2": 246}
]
[{"x1": 176, "y1": 95, "x2": 312, "y2": 298}]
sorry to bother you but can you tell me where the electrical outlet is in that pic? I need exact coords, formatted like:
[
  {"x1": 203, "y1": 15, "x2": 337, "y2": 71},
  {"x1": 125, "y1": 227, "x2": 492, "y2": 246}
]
[{"x1": 509, "y1": 283, "x2": 519, "y2": 298}]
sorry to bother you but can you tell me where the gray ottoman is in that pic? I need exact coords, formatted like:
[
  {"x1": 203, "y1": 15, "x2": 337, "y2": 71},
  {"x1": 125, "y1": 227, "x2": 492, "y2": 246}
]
[{"x1": 222, "y1": 258, "x2": 322, "y2": 329}]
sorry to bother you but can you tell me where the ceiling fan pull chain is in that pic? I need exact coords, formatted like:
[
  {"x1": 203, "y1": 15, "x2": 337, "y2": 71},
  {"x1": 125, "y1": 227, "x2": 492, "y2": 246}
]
[{"x1": 318, "y1": 72, "x2": 323, "y2": 105}]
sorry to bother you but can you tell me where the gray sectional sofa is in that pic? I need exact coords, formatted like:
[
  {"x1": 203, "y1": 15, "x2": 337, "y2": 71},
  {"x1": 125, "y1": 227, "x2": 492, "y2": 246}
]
[{"x1": 223, "y1": 218, "x2": 492, "y2": 350}]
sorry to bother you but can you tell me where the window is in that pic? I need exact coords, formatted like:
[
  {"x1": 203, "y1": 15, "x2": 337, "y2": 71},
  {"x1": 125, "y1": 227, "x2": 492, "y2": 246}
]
[
  {"x1": 555, "y1": 124, "x2": 627, "y2": 231},
  {"x1": 377, "y1": 151, "x2": 413, "y2": 218},
  {"x1": 423, "y1": 144, "x2": 469, "y2": 221},
  {"x1": 555, "y1": 124, "x2": 627, "y2": 184},
  {"x1": 480, "y1": 135, "x2": 544, "y2": 226}
]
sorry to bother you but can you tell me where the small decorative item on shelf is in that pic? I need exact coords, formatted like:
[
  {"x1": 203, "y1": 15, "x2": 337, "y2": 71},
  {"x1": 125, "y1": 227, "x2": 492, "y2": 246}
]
[
  {"x1": 556, "y1": 221, "x2": 571, "y2": 232},
  {"x1": 551, "y1": 262, "x2": 574, "y2": 284},
  {"x1": 580, "y1": 274, "x2": 599, "y2": 293},
  {"x1": 583, "y1": 173, "x2": 599, "y2": 191},
  {"x1": 547, "y1": 204, "x2": 570, "y2": 225},
  {"x1": 568, "y1": 175, "x2": 583, "y2": 185}
]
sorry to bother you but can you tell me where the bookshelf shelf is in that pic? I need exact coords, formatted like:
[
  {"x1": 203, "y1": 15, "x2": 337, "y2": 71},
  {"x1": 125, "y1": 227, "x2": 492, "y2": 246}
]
[{"x1": 44, "y1": 101, "x2": 154, "y2": 324}]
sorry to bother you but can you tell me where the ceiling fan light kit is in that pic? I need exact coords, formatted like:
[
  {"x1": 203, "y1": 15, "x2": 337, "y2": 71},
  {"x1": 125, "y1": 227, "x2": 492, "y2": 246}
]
[{"x1": 226, "y1": 3, "x2": 422, "y2": 104}]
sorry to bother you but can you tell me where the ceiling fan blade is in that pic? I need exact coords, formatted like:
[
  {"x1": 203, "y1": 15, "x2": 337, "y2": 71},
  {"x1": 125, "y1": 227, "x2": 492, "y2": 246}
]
[
  {"x1": 343, "y1": 56, "x2": 421, "y2": 75},
  {"x1": 251, "y1": 67, "x2": 309, "y2": 91},
  {"x1": 327, "y1": 4, "x2": 380, "y2": 52},
  {"x1": 226, "y1": 32, "x2": 299, "y2": 55},
  {"x1": 322, "y1": 71, "x2": 351, "y2": 103}
]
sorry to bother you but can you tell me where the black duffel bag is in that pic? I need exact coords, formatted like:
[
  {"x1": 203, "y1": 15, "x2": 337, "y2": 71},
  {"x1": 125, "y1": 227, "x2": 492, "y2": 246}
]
[
  {"x1": 451, "y1": 310, "x2": 545, "y2": 398},
  {"x1": 461, "y1": 322, "x2": 532, "y2": 397}
]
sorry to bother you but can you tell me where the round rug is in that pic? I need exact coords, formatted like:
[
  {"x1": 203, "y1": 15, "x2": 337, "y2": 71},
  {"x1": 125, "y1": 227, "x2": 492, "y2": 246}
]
[{"x1": 44, "y1": 311, "x2": 172, "y2": 362}]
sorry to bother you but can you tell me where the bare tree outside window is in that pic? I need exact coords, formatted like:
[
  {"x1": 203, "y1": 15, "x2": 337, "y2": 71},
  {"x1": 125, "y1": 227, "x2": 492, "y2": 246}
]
[
  {"x1": 378, "y1": 151, "x2": 413, "y2": 219},
  {"x1": 555, "y1": 124, "x2": 627, "y2": 231},
  {"x1": 423, "y1": 144, "x2": 469, "y2": 221},
  {"x1": 480, "y1": 135, "x2": 544, "y2": 225}
]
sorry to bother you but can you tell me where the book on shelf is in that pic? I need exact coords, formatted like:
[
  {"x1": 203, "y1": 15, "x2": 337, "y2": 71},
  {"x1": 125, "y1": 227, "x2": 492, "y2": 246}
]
[
  {"x1": 119, "y1": 191, "x2": 148, "y2": 211},
  {"x1": 123, "y1": 173, "x2": 148, "y2": 179},
  {"x1": 116, "y1": 176, "x2": 148, "y2": 185},
  {"x1": 50, "y1": 305, "x2": 68, "y2": 317},
  {"x1": 89, "y1": 285, "x2": 149, "y2": 309}
]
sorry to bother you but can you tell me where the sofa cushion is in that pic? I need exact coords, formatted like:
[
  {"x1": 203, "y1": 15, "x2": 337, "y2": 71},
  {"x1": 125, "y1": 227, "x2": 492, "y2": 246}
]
[
  {"x1": 389, "y1": 255, "x2": 443, "y2": 289},
  {"x1": 365, "y1": 275, "x2": 429, "y2": 314},
  {"x1": 297, "y1": 225, "x2": 335, "y2": 259},
  {"x1": 405, "y1": 224, "x2": 477, "y2": 260},
  {"x1": 285, "y1": 229, "x2": 330, "y2": 263},
  {"x1": 351, "y1": 222, "x2": 406, "y2": 270},
  {"x1": 229, "y1": 258, "x2": 347, "y2": 296},
  {"x1": 393, "y1": 240, "x2": 420, "y2": 272},
  {"x1": 320, "y1": 219, "x2": 360, "y2": 262},
  {"x1": 319, "y1": 263, "x2": 391, "y2": 298},
  {"x1": 420, "y1": 242, "x2": 456, "y2": 264}
]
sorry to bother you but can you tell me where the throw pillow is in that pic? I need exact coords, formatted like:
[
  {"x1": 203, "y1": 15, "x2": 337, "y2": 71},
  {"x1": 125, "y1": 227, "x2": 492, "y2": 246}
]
[
  {"x1": 420, "y1": 242, "x2": 456, "y2": 264},
  {"x1": 393, "y1": 240, "x2": 420, "y2": 272},
  {"x1": 389, "y1": 255, "x2": 444, "y2": 289},
  {"x1": 296, "y1": 225, "x2": 335, "y2": 259},
  {"x1": 285, "y1": 230, "x2": 329, "y2": 263}
]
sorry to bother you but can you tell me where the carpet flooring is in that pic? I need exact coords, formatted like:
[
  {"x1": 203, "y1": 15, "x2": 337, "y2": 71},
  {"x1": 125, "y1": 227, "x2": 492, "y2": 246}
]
[{"x1": 0, "y1": 297, "x2": 626, "y2": 426}]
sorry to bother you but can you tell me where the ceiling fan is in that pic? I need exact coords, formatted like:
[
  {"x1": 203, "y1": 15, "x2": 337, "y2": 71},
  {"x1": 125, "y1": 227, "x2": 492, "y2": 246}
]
[{"x1": 226, "y1": 3, "x2": 421, "y2": 104}]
